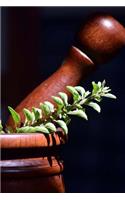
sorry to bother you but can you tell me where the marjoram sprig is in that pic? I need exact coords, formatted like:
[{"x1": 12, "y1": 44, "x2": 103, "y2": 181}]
[{"x1": 0, "y1": 80, "x2": 116, "y2": 134}]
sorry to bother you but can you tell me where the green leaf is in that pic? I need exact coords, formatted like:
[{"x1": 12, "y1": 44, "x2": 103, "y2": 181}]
[
  {"x1": 52, "y1": 96, "x2": 64, "y2": 108},
  {"x1": 0, "y1": 120, "x2": 3, "y2": 131},
  {"x1": 102, "y1": 80, "x2": 106, "y2": 88},
  {"x1": 75, "y1": 103, "x2": 83, "y2": 109},
  {"x1": 68, "y1": 109, "x2": 88, "y2": 120},
  {"x1": 102, "y1": 93, "x2": 117, "y2": 99},
  {"x1": 74, "y1": 86, "x2": 85, "y2": 97},
  {"x1": 58, "y1": 92, "x2": 68, "y2": 105},
  {"x1": 92, "y1": 81, "x2": 99, "y2": 93},
  {"x1": 103, "y1": 87, "x2": 111, "y2": 93},
  {"x1": 88, "y1": 102, "x2": 101, "y2": 113},
  {"x1": 66, "y1": 86, "x2": 80, "y2": 101},
  {"x1": 84, "y1": 91, "x2": 91, "y2": 98},
  {"x1": 95, "y1": 98, "x2": 102, "y2": 102},
  {"x1": 56, "y1": 120, "x2": 68, "y2": 134},
  {"x1": 16, "y1": 126, "x2": 35, "y2": 133},
  {"x1": 6, "y1": 126, "x2": 14, "y2": 134},
  {"x1": 34, "y1": 125, "x2": 50, "y2": 134},
  {"x1": 44, "y1": 101, "x2": 54, "y2": 112},
  {"x1": 0, "y1": 120, "x2": 4, "y2": 133},
  {"x1": 0, "y1": 130, "x2": 5, "y2": 134},
  {"x1": 8, "y1": 106, "x2": 20, "y2": 125},
  {"x1": 40, "y1": 103, "x2": 51, "y2": 116},
  {"x1": 62, "y1": 114, "x2": 71, "y2": 125},
  {"x1": 23, "y1": 108, "x2": 35, "y2": 124},
  {"x1": 16, "y1": 125, "x2": 50, "y2": 134},
  {"x1": 79, "y1": 98, "x2": 87, "y2": 105},
  {"x1": 32, "y1": 107, "x2": 42, "y2": 121},
  {"x1": 45, "y1": 122, "x2": 56, "y2": 132},
  {"x1": 98, "y1": 81, "x2": 101, "y2": 88},
  {"x1": 0, "y1": 131, "x2": 4, "y2": 134}
]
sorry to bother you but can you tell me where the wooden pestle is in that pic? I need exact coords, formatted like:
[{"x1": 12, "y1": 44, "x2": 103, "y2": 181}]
[{"x1": 7, "y1": 14, "x2": 125, "y2": 128}]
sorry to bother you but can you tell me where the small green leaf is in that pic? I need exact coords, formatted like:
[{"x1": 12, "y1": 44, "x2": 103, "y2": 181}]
[
  {"x1": 34, "y1": 125, "x2": 50, "y2": 134},
  {"x1": 16, "y1": 125, "x2": 50, "y2": 134},
  {"x1": 62, "y1": 114, "x2": 71, "y2": 125},
  {"x1": 95, "y1": 97, "x2": 102, "y2": 102},
  {"x1": 8, "y1": 106, "x2": 20, "y2": 125},
  {"x1": 98, "y1": 81, "x2": 101, "y2": 88},
  {"x1": 0, "y1": 120, "x2": 3, "y2": 131},
  {"x1": 52, "y1": 96, "x2": 64, "y2": 108},
  {"x1": 32, "y1": 107, "x2": 42, "y2": 121},
  {"x1": 44, "y1": 101, "x2": 54, "y2": 112},
  {"x1": 56, "y1": 120, "x2": 68, "y2": 134},
  {"x1": 103, "y1": 87, "x2": 111, "y2": 93},
  {"x1": 0, "y1": 120, "x2": 4, "y2": 133},
  {"x1": 0, "y1": 130, "x2": 5, "y2": 134},
  {"x1": 84, "y1": 91, "x2": 91, "y2": 98},
  {"x1": 58, "y1": 92, "x2": 68, "y2": 105},
  {"x1": 88, "y1": 102, "x2": 101, "y2": 113},
  {"x1": 68, "y1": 109, "x2": 88, "y2": 120},
  {"x1": 103, "y1": 93, "x2": 117, "y2": 99},
  {"x1": 75, "y1": 103, "x2": 83, "y2": 109},
  {"x1": 23, "y1": 108, "x2": 35, "y2": 124},
  {"x1": 92, "y1": 81, "x2": 99, "y2": 93},
  {"x1": 66, "y1": 86, "x2": 81, "y2": 101},
  {"x1": 45, "y1": 122, "x2": 56, "y2": 132},
  {"x1": 102, "y1": 80, "x2": 106, "y2": 88},
  {"x1": 6, "y1": 126, "x2": 14, "y2": 134},
  {"x1": 75, "y1": 86, "x2": 85, "y2": 97},
  {"x1": 40, "y1": 103, "x2": 51, "y2": 115},
  {"x1": 16, "y1": 126, "x2": 35, "y2": 133},
  {"x1": 79, "y1": 98, "x2": 87, "y2": 105}
]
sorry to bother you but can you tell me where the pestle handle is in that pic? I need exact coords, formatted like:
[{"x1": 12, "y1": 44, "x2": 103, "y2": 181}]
[
  {"x1": 8, "y1": 47, "x2": 95, "y2": 126},
  {"x1": 7, "y1": 14, "x2": 125, "y2": 128}
]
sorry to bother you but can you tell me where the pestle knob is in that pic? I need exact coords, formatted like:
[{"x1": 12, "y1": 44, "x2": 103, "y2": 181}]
[
  {"x1": 7, "y1": 14, "x2": 125, "y2": 128},
  {"x1": 77, "y1": 14, "x2": 125, "y2": 64}
]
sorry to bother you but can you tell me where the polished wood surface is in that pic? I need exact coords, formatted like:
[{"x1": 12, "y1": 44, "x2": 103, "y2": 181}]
[
  {"x1": 1, "y1": 157, "x2": 64, "y2": 177},
  {"x1": 8, "y1": 15, "x2": 125, "y2": 126},
  {"x1": 0, "y1": 132, "x2": 66, "y2": 192},
  {"x1": 1, "y1": 132, "x2": 66, "y2": 192},
  {"x1": 0, "y1": 132, "x2": 67, "y2": 149},
  {"x1": 1, "y1": 155, "x2": 65, "y2": 192},
  {"x1": 7, "y1": 46, "x2": 94, "y2": 127},
  {"x1": 7, "y1": 14, "x2": 125, "y2": 127},
  {"x1": 2, "y1": 174, "x2": 65, "y2": 193},
  {"x1": 2, "y1": 13, "x2": 125, "y2": 193},
  {"x1": 77, "y1": 14, "x2": 125, "y2": 64}
]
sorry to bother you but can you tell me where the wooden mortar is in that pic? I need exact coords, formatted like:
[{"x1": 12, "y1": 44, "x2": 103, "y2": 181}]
[{"x1": 1, "y1": 14, "x2": 125, "y2": 193}]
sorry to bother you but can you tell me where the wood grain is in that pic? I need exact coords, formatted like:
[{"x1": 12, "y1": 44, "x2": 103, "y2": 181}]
[
  {"x1": 7, "y1": 14, "x2": 125, "y2": 128},
  {"x1": 7, "y1": 46, "x2": 94, "y2": 127},
  {"x1": 1, "y1": 156, "x2": 65, "y2": 192},
  {"x1": 1, "y1": 157, "x2": 64, "y2": 177},
  {"x1": 2, "y1": 13, "x2": 125, "y2": 193},
  {"x1": 77, "y1": 14, "x2": 125, "y2": 64},
  {"x1": 1, "y1": 132, "x2": 66, "y2": 192},
  {"x1": 0, "y1": 132, "x2": 67, "y2": 149}
]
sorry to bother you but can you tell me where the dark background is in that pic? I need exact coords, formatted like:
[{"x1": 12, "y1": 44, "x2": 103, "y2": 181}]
[{"x1": 1, "y1": 7, "x2": 125, "y2": 192}]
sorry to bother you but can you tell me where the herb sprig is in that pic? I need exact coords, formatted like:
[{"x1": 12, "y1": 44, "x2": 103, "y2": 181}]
[{"x1": 0, "y1": 80, "x2": 116, "y2": 134}]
